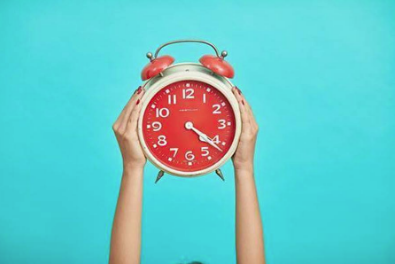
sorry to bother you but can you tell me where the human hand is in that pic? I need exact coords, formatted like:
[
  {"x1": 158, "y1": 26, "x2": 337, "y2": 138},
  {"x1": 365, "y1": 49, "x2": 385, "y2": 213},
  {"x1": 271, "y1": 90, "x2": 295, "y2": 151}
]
[
  {"x1": 232, "y1": 87, "x2": 259, "y2": 172},
  {"x1": 112, "y1": 86, "x2": 146, "y2": 171}
]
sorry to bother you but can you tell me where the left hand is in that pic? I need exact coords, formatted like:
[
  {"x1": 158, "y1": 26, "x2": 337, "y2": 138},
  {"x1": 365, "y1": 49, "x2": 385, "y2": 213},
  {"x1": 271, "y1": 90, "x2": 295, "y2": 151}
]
[{"x1": 112, "y1": 87, "x2": 146, "y2": 170}]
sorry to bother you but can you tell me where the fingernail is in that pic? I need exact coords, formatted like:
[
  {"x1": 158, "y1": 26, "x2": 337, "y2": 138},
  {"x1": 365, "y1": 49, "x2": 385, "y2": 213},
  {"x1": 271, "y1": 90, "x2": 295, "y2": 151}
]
[
  {"x1": 235, "y1": 86, "x2": 242, "y2": 95},
  {"x1": 136, "y1": 86, "x2": 142, "y2": 94},
  {"x1": 242, "y1": 100, "x2": 245, "y2": 105},
  {"x1": 136, "y1": 99, "x2": 140, "y2": 105}
]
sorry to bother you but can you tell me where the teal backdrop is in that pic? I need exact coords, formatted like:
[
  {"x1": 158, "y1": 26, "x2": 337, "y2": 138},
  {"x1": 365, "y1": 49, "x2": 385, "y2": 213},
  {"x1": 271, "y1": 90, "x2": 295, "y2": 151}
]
[{"x1": 1, "y1": 0, "x2": 394, "y2": 263}]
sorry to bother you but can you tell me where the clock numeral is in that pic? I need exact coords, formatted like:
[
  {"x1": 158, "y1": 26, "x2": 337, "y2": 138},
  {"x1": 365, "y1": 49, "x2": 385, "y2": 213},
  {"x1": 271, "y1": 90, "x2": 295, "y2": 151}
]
[
  {"x1": 156, "y1": 108, "x2": 170, "y2": 118},
  {"x1": 212, "y1": 135, "x2": 220, "y2": 144},
  {"x1": 168, "y1": 94, "x2": 177, "y2": 105},
  {"x1": 170, "y1": 148, "x2": 178, "y2": 157},
  {"x1": 185, "y1": 151, "x2": 195, "y2": 161},
  {"x1": 212, "y1": 104, "x2": 221, "y2": 114},
  {"x1": 201, "y1": 147, "x2": 209, "y2": 157},
  {"x1": 157, "y1": 135, "x2": 167, "y2": 146},
  {"x1": 152, "y1": 121, "x2": 162, "y2": 131},
  {"x1": 218, "y1": 119, "x2": 226, "y2": 129},
  {"x1": 203, "y1": 93, "x2": 207, "y2": 103},
  {"x1": 182, "y1": 88, "x2": 194, "y2": 99}
]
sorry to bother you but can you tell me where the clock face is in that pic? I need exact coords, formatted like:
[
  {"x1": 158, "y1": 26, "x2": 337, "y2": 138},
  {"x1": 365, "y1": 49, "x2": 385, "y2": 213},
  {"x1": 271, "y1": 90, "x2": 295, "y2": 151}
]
[{"x1": 141, "y1": 80, "x2": 237, "y2": 173}]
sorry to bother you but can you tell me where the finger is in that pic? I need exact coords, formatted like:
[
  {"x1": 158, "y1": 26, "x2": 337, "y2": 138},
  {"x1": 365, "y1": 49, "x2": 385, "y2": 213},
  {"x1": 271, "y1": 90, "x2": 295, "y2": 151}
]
[
  {"x1": 118, "y1": 87, "x2": 144, "y2": 132},
  {"x1": 113, "y1": 94, "x2": 133, "y2": 129},
  {"x1": 113, "y1": 86, "x2": 142, "y2": 130},
  {"x1": 125, "y1": 94, "x2": 144, "y2": 136},
  {"x1": 242, "y1": 95, "x2": 258, "y2": 128},
  {"x1": 232, "y1": 87, "x2": 251, "y2": 129},
  {"x1": 236, "y1": 88, "x2": 258, "y2": 129}
]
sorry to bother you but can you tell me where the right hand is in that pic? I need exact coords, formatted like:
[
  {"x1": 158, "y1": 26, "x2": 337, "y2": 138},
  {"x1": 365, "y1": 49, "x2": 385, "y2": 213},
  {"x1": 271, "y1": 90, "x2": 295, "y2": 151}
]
[
  {"x1": 112, "y1": 87, "x2": 146, "y2": 170},
  {"x1": 231, "y1": 87, "x2": 259, "y2": 172}
]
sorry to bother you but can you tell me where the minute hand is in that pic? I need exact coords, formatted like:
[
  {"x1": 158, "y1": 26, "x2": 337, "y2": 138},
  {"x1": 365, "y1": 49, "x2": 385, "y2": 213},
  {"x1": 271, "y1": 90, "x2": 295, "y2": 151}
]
[
  {"x1": 185, "y1": 122, "x2": 223, "y2": 152},
  {"x1": 191, "y1": 127, "x2": 223, "y2": 152}
]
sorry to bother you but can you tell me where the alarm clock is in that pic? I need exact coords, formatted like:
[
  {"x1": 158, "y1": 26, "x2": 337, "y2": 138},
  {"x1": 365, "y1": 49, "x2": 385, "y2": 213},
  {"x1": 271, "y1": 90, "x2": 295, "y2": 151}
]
[{"x1": 137, "y1": 40, "x2": 241, "y2": 182}]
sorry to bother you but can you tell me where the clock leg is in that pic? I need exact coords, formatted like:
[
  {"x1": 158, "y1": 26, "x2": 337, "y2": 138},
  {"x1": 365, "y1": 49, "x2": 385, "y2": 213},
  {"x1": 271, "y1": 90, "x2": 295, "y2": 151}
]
[
  {"x1": 155, "y1": 170, "x2": 165, "y2": 184},
  {"x1": 215, "y1": 169, "x2": 225, "y2": 181}
]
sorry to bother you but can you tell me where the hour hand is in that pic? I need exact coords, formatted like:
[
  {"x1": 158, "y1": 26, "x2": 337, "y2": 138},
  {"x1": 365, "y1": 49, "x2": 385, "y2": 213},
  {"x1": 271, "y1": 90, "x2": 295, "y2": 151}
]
[
  {"x1": 200, "y1": 135, "x2": 223, "y2": 152},
  {"x1": 185, "y1": 122, "x2": 223, "y2": 152}
]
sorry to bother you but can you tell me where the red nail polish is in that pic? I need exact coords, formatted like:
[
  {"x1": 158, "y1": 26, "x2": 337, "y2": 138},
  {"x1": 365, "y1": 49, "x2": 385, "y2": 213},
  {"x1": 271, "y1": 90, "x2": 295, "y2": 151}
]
[
  {"x1": 136, "y1": 99, "x2": 140, "y2": 105},
  {"x1": 242, "y1": 100, "x2": 245, "y2": 105},
  {"x1": 136, "y1": 86, "x2": 142, "y2": 94}
]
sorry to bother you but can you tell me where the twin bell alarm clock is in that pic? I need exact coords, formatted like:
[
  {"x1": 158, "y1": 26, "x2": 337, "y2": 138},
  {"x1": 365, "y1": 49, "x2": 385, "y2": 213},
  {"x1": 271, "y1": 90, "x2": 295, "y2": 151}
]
[{"x1": 137, "y1": 40, "x2": 241, "y2": 183}]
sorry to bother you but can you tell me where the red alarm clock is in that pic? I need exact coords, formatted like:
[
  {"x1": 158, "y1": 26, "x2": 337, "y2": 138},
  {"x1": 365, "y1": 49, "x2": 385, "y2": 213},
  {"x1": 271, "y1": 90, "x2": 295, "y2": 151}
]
[{"x1": 138, "y1": 40, "x2": 241, "y2": 182}]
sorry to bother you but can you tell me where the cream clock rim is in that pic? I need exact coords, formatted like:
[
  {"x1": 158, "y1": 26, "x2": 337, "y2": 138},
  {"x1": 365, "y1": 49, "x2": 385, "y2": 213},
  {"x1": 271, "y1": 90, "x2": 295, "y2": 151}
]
[{"x1": 137, "y1": 69, "x2": 241, "y2": 177}]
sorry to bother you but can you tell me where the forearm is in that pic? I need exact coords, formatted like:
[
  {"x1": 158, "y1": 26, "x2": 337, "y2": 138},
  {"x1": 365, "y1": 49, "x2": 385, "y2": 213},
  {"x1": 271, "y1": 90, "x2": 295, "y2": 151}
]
[
  {"x1": 235, "y1": 166, "x2": 265, "y2": 264},
  {"x1": 109, "y1": 166, "x2": 144, "y2": 264}
]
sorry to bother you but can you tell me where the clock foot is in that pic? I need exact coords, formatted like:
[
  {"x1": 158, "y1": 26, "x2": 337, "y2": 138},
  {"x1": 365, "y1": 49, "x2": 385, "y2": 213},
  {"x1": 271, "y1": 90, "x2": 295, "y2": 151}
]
[
  {"x1": 155, "y1": 170, "x2": 165, "y2": 184},
  {"x1": 215, "y1": 169, "x2": 225, "y2": 181}
]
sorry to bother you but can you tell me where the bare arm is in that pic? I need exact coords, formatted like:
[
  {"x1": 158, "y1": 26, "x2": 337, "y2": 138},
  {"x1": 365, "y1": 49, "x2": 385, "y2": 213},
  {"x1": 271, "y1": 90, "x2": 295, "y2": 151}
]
[
  {"x1": 110, "y1": 87, "x2": 146, "y2": 264},
  {"x1": 232, "y1": 87, "x2": 265, "y2": 264}
]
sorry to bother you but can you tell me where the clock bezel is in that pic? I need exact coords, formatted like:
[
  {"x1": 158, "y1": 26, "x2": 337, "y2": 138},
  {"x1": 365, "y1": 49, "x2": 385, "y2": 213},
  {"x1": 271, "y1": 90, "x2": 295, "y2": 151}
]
[{"x1": 138, "y1": 63, "x2": 241, "y2": 177}]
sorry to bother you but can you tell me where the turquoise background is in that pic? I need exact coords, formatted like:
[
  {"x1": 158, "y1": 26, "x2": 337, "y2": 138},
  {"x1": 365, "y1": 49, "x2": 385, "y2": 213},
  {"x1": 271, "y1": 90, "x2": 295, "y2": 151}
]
[{"x1": 1, "y1": 0, "x2": 394, "y2": 263}]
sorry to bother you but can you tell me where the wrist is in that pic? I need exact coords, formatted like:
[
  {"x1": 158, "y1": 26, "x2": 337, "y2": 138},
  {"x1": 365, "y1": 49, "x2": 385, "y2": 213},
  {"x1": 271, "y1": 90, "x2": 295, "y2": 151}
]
[
  {"x1": 123, "y1": 163, "x2": 145, "y2": 175},
  {"x1": 234, "y1": 163, "x2": 254, "y2": 180},
  {"x1": 233, "y1": 161, "x2": 254, "y2": 173}
]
